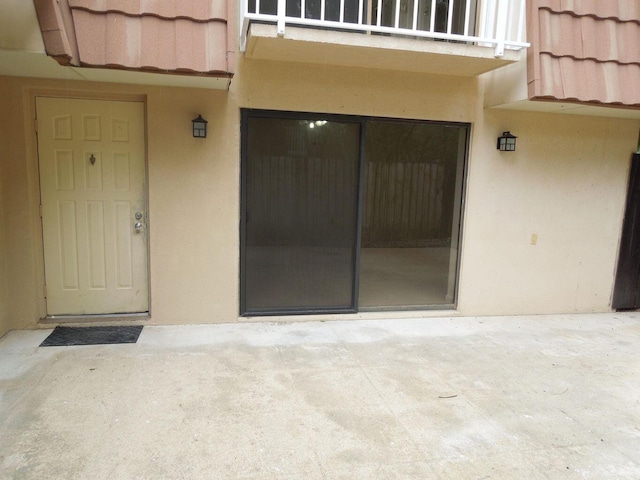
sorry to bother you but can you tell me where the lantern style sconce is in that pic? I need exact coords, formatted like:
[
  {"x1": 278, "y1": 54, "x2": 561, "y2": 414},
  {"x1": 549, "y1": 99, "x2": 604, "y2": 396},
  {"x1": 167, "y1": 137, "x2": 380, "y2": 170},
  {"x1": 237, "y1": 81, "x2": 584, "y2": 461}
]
[
  {"x1": 192, "y1": 115, "x2": 208, "y2": 138},
  {"x1": 497, "y1": 131, "x2": 517, "y2": 151}
]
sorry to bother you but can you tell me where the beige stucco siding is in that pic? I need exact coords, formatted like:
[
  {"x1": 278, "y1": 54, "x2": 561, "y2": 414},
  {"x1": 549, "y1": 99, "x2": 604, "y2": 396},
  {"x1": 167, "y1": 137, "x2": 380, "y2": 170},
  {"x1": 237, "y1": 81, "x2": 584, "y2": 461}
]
[
  {"x1": 0, "y1": 58, "x2": 638, "y2": 330},
  {"x1": 0, "y1": 76, "x2": 43, "y2": 335},
  {"x1": 0, "y1": 76, "x2": 241, "y2": 328},
  {"x1": 232, "y1": 59, "x2": 637, "y2": 316},
  {"x1": 0, "y1": 163, "x2": 8, "y2": 338},
  {"x1": 146, "y1": 86, "x2": 239, "y2": 324},
  {"x1": 460, "y1": 109, "x2": 635, "y2": 315},
  {"x1": 234, "y1": 59, "x2": 478, "y2": 123}
]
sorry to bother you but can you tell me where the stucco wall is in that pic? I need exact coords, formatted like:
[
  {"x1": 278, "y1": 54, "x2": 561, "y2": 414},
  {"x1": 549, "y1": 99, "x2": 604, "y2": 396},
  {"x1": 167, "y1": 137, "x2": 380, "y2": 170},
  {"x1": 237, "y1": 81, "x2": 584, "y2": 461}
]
[
  {"x1": 0, "y1": 76, "x2": 43, "y2": 333},
  {"x1": 232, "y1": 59, "x2": 638, "y2": 317},
  {"x1": 0, "y1": 76, "x2": 240, "y2": 328},
  {"x1": 460, "y1": 109, "x2": 635, "y2": 315},
  {"x1": 0, "y1": 59, "x2": 638, "y2": 329},
  {"x1": 234, "y1": 59, "x2": 479, "y2": 123},
  {"x1": 146, "y1": 85, "x2": 239, "y2": 324},
  {"x1": 0, "y1": 163, "x2": 9, "y2": 338}
]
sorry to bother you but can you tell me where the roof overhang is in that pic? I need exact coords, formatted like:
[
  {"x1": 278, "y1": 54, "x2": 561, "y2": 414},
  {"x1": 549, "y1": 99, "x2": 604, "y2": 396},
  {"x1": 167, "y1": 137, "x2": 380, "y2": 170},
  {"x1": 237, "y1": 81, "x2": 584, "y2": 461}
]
[
  {"x1": 0, "y1": 49, "x2": 232, "y2": 89},
  {"x1": 2, "y1": 0, "x2": 234, "y2": 90},
  {"x1": 483, "y1": 57, "x2": 640, "y2": 120},
  {"x1": 491, "y1": 98, "x2": 640, "y2": 120}
]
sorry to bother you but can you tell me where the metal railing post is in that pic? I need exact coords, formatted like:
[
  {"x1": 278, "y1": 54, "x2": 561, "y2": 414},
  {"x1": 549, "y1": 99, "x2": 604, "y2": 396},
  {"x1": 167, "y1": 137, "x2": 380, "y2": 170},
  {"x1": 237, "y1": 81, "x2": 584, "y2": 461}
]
[
  {"x1": 463, "y1": 0, "x2": 472, "y2": 36},
  {"x1": 240, "y1": 0, "x2": 249, "y2": 51},
  {"x1": 411, "y1": 0, "x2": 419, "y2": 31},
  {"x1": 494, "y1": 0, "x2": 507, "y2": 57},
  {"x1": 277, "y1": 0, "x2": 286, "y2": 36},
  {"x1": 516, "y1": 0, "x2": 526, "y2": 44},
  {"x1": 446, "y1": 0, "x2": 455, "y2": 34}
]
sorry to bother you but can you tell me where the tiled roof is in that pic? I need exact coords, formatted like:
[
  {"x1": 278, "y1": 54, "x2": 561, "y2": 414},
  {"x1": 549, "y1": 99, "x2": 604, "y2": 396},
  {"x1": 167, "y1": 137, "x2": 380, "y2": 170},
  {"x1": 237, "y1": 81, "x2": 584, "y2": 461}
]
[
  {"x1": 34, "y1": 0, "x2": 234, "y2": 78},
  {"x1": 69, "y1": 0, "x2": 228, "y2": 21},
  {"x1": 538, "y1": 0, "x2": 640, "y2": 22},
  {"x1": 527, "y1": 0, "x2": 640, "y2": 108}
]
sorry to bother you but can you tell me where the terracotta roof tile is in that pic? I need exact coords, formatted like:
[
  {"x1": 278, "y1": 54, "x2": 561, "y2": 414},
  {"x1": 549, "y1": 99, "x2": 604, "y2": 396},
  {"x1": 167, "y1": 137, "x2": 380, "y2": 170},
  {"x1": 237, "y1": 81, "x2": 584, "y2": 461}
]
[
  {"x1": 69, "y1": 0, "x2": 226, "y2": 21},
  {"x1": 542, "y1": 56, "x2": 640, "y2": 107},
  {"x1": 528, "y1": 0, "x2": 640, "y2": 109},
  {"x1": 539, "y1": 0, "x2": 640, "y2": 23},
  {"x1": 34, "y1": 0, "x2": 81, "y2": 65},
  {"x1": 73, "y1": 9, "x2": 229, "y2": 74},
  {"x1": 35, "y1": 0, "x2": 233, "y2": 77},
  {"x1": 538, "y1": 9, "x2": 640, "y2": 65}
]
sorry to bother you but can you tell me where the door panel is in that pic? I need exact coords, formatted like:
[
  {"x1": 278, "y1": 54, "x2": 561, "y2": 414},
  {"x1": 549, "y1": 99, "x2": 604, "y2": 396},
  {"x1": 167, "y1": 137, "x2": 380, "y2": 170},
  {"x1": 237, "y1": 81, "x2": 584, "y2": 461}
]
[
  {"x1": 37, "y1": 97, "x2": 148, "y2": 315},
  {"x1": 242, "y1": 115, "x2": 361, "y2": 314},
  {"x1": 612, "y1": 153, "x2": 640, "y2": 309},
  {"x1": 358, "y1": 121, "x2": 467, "y2": 307}
]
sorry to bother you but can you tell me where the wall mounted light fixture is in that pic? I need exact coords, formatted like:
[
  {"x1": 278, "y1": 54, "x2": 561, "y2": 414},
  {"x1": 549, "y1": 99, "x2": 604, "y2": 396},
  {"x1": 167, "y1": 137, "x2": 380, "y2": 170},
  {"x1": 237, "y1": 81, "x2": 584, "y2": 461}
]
[
  {"x1": 497, "y1": 131, "x2": 517, "y2": 151},
  {"x1": 192, "y1": 115, "x2": 208, "y2": 138}
]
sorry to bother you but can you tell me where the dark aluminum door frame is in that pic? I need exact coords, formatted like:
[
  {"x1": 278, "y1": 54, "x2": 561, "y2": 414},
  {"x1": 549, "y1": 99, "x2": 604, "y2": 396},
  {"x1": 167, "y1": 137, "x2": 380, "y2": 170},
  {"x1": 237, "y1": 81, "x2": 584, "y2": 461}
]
[
  {"x1": 240, "y1": 109, "x2": 470, "y2": 316},
  {"x1": 240, "y1": 109, "x2": 364, "y2": 316},
  {"x1": 612, "y1": 153, "x2": 640, "y2": 310}
]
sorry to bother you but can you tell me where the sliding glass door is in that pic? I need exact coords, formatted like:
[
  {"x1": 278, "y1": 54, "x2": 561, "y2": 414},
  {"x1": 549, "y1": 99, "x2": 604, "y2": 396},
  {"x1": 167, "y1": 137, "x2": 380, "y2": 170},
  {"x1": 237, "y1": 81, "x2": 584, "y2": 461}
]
[
  {"x1": 242, "y1": 113, "x2": 361, "y2": 314},
  {"x1": 241, "y1": 110, "x2": 468, "y2": 315},
  {"x1": 358, "y1": 120, "x2": 467, "y2": 308}
]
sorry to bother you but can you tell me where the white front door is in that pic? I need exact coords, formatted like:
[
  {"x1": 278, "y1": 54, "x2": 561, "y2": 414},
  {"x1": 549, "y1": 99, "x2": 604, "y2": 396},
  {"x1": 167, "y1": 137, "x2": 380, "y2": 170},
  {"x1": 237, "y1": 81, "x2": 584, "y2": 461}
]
[{"x1": 37, "y1": 97, "x2": 148, "y2": 315}]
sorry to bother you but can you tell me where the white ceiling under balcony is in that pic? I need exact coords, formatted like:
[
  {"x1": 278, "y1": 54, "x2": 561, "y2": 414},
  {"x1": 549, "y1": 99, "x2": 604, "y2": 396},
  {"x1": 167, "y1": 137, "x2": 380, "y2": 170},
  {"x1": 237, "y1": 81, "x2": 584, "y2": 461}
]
[{"x1": 244, "y1": 23, "x2": 522, "y2": 77}]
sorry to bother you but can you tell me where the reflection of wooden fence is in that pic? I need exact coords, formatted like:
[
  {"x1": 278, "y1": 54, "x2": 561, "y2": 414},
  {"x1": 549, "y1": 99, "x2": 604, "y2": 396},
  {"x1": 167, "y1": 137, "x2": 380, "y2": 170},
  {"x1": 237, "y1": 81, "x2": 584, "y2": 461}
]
[
  {"x1": 362, "y1": 162, "x2": 447, "y2": 247},
  {"x1": 246, "y1": 156, "x2": 451, "y2": 248},
  {"x1": 246, "y1": 155, "x2": 358, "y2": 246}
]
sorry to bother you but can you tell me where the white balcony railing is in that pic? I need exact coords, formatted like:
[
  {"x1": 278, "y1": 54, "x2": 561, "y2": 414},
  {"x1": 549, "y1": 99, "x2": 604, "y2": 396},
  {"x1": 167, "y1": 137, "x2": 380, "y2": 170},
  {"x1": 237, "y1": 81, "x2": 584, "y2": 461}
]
[{"x1": 241, "y1": 0, "x2": 528, "y2": 57}]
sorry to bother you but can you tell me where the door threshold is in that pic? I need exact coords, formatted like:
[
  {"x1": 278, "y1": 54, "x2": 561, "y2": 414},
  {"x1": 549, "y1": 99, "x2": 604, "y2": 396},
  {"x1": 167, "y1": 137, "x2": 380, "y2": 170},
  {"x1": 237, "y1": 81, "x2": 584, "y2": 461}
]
[
  {"x1": 358, "y1": 304, "x2": 456, "y2": 312},
  {"x1": 40, "y1": 313, "x2": 150, "y2": 327}
]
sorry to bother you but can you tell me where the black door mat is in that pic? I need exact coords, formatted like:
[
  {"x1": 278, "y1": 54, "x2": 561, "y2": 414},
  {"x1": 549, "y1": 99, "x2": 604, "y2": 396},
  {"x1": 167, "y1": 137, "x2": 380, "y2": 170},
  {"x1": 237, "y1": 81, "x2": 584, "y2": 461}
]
[{"x1": 40, "y1": 325, "x2": 144, "y2": 347}]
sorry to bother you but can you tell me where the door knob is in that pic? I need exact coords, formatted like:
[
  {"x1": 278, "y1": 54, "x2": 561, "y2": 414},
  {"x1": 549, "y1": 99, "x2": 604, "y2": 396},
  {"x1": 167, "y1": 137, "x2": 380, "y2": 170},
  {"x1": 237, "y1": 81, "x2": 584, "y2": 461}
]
[{"x1": 134, "y1": 222, "x2": 143, "y2": 232}]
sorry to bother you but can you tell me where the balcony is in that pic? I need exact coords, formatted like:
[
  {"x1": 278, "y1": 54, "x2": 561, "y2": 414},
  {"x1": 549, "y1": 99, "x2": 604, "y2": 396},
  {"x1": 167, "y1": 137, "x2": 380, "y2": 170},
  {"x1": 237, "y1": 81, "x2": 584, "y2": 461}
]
[{"x1": 241, "y1": 0, "x2": 528, "y2": 76}]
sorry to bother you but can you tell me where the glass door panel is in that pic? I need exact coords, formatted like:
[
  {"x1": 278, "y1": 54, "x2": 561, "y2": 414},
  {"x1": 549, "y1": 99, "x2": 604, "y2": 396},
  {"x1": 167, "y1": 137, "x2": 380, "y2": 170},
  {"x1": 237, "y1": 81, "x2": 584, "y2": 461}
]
[
  {"x1": 242, "y1": 114, "x2": 361, "y2": 314},
  {"x1": 358, "y1": 120, "x2": 467, "y2": 308}
]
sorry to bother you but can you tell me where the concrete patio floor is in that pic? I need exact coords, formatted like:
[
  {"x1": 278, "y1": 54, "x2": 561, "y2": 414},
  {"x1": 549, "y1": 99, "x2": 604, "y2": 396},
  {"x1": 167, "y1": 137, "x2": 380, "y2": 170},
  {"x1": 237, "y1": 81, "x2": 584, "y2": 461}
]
[{"x1": 1, "y1": 313, "x2": 639, "y2": 479}]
